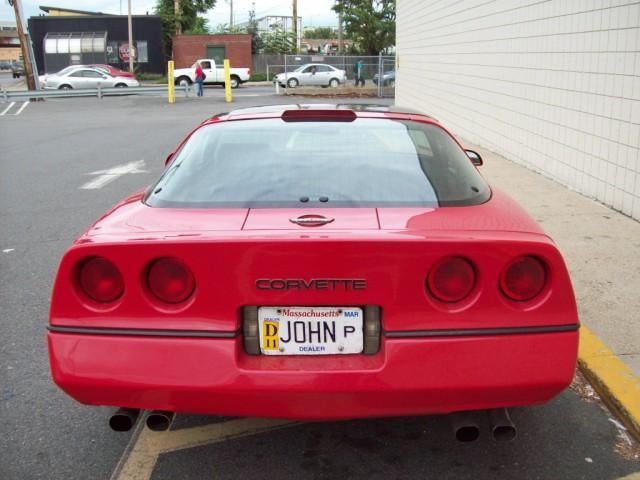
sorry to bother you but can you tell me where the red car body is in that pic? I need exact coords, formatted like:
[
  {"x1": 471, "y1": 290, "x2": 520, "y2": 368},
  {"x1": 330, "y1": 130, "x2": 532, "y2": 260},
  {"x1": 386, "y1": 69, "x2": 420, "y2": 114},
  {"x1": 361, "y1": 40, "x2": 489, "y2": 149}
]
[
  {"x1": 48, "y1": 106, "x2": 579, "y2": 421},
  {"x1": 89, "y1": 64, "x2": 135, "y2": 78}
]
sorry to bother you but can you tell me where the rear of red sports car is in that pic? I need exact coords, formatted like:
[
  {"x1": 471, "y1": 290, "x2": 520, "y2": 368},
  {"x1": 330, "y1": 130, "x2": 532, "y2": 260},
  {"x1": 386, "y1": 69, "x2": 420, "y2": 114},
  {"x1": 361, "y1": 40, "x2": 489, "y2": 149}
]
[{"x1": 48, "y1": 106, "x2": 579, "y2": 427}]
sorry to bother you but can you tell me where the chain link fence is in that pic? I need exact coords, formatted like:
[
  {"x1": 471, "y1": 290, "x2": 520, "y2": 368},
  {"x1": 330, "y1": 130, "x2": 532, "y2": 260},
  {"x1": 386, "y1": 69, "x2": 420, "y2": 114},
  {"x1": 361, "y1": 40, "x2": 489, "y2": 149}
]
[{"x1": 267, "y1": 54, "x2": 395, "y2": 98}]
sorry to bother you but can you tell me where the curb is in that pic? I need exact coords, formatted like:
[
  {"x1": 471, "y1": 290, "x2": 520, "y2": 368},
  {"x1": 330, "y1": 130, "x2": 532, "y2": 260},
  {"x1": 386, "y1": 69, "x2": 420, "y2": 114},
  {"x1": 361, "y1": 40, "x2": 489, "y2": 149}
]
[{"x1": 578, "y1": 325, "x2": 640, "y2": 441}]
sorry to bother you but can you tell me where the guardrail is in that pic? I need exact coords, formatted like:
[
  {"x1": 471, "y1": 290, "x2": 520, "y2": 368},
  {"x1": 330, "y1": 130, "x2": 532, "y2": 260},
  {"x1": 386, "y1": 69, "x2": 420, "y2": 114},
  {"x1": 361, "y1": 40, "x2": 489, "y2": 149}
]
[{"x1": 0, "y1": 84, "x2": 191, "y2": 102}]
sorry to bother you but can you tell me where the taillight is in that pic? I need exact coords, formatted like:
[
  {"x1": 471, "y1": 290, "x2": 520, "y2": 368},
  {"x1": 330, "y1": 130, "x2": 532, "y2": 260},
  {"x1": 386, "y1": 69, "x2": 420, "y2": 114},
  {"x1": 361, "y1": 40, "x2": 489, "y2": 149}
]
[
  {"x1": 500, "y1": 256, "x2": 546, "y2": 301},
  {"x1": 427, "y1": 257, "x2": 476, "y2": 303},
  {"x1": 147, "y1": 258, "x2": 195, "y2": 303},
  {"x1": 78, "y1": 257, "x2": 124, "y2": 303}
]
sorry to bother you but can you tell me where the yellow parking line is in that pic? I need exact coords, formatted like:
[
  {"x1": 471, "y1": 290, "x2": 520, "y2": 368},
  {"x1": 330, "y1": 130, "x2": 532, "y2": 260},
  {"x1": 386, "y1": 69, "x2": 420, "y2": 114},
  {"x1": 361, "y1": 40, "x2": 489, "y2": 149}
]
[
  {"x1": 578, "y1": 325, "x2": 640, "y2": 441},
  {"x1": 114, "y1": 417, "x2": 297, "y2": 480}
]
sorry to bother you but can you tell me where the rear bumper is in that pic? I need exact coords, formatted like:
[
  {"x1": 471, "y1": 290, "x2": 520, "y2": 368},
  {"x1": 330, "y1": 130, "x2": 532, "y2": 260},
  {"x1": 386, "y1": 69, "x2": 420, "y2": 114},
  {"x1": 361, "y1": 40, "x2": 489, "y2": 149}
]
[{"x1": 48, "y1": 330, "x2": 578, "y2": 420}]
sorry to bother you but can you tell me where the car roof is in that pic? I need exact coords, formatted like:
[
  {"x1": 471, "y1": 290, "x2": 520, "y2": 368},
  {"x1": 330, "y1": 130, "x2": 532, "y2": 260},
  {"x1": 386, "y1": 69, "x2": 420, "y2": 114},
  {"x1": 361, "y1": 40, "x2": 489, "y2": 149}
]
[{"x1": 217, "y1": 104, "x2": 435, "y2": 121}]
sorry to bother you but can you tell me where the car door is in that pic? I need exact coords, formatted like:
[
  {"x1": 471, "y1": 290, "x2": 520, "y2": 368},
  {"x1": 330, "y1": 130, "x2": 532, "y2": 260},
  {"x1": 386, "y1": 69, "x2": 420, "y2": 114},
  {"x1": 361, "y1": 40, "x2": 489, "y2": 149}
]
[
  {"x1": 82, "y1": 69, "x2": 107, "y2": 88},
  {"x1": 67, "y1": 69, "x2": 87, "y2": 89},
  {"x1": 297, "y1": 65, "x2": 316, "y2": 86},
  {"x1": 199, "y1": 60, "x2": 214, "y2": 83},
  {"x1": 315, "y1": 65, "x2": 333, "y2": 85}
]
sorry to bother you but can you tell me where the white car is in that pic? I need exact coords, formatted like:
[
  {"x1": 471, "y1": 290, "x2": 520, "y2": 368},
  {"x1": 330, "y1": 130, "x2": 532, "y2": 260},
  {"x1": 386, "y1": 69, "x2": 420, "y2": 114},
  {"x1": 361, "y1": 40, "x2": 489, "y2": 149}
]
[
  {"x1": 274, "y1": 64, "x2": 347, "y2": 88},
  {"x1": 40, "y1": 66, "x2": 140, "y2": 90}
]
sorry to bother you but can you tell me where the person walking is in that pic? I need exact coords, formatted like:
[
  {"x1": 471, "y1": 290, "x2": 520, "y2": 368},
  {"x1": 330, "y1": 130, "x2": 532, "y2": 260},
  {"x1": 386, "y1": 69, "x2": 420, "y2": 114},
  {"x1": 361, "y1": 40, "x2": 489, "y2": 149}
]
[
  {"x1": 353, "y1": 59, "x2": 365, "y2": 87},
  {"x1": 195, "y1": 61, "x2": 205, "y2": 97}
]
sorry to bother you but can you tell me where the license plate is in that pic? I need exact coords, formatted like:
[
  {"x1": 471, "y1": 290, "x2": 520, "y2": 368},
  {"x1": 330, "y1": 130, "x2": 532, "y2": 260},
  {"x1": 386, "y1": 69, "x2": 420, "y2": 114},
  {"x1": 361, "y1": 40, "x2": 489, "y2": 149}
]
[{"x1": 258, "y1": 306, "x2": 363, "y2": 355}]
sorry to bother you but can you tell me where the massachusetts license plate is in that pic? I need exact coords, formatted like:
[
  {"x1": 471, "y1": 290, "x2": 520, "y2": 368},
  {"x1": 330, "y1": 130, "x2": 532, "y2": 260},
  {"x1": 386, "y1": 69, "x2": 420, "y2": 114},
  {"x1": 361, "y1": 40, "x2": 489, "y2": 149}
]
[{"x1": 258, "y1": 306, "x2": 363, "y2": 355}]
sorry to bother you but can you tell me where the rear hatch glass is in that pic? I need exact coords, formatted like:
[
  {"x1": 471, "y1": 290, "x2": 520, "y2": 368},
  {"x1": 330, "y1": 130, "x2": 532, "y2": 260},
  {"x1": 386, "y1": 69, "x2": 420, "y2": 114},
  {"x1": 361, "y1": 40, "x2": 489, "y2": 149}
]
[{"x1": 146, "y1": 117, "x2": 490, "y2": 209}]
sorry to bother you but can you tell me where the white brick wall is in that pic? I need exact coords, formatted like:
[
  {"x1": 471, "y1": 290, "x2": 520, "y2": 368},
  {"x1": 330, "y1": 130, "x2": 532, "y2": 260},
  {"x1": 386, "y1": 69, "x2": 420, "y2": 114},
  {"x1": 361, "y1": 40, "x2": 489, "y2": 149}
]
[{"x1": 396, "y1": 0, "x2": 640, "y2": 220}]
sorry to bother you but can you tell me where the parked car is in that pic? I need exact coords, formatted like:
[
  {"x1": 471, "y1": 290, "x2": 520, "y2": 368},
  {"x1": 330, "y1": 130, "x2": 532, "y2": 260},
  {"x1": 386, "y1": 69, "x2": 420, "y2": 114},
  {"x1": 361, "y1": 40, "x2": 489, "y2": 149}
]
[
  {"x1": 11, "y1": 61, "x2": 25, "y2": 78},
  {"x1": 273, "y1": 64, "x2": 347, "y2": 88},
  {"x1": 88, "y1": 64, "x2": 135, "y2": 78},
  {"x1": 373, "y1": 69, "x2": 396, "y2": 87},
  {"x1": 40, "y1": 67, "x2": 139, "y2": 90},
  {"x1": 173, "y1": 59, "x2": 250, "y2": 89},
  {"x1": 0, "y1": 60, "x2": 12, "y2": 70},
  {"x1": 48, "y1": 104, "x2": 579, "y2": 436}
]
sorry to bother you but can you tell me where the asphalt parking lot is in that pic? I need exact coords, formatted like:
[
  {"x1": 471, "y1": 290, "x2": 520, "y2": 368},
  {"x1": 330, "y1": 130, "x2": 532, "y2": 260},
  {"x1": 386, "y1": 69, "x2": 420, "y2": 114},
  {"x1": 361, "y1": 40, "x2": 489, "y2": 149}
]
[{"x1": 1, "y1": 88, "x2": 639, "y2": 479}]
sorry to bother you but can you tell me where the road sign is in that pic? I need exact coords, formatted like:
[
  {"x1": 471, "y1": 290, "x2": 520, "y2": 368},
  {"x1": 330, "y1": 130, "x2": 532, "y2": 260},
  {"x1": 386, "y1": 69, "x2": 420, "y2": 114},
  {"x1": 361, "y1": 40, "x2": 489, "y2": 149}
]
[{"x1": 119, "y1": 44, "x2": 136, "y2": 62}]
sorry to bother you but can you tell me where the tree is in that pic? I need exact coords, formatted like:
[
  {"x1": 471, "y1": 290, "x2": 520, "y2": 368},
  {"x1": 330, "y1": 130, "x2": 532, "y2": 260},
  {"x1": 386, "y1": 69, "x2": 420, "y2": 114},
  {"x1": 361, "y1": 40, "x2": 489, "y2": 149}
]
[
  {"x1": 246, "y1": 3, "x2": 263, "y2": 54},
  {"x1": 213, "y1": 23, "x2": 246, "y2": 34},
  {"x1": 154, "y1": 0, "x2": 216, "y2": 57},
  {"x1": 260, "y1": 28, "x2": 297, "y2": 54},
  {"x1": 332, "y1": 0, "x2": 395, "y2": 55},
  {"x1": 303, "y1": 27, "x2": 337, "y2": 39}
]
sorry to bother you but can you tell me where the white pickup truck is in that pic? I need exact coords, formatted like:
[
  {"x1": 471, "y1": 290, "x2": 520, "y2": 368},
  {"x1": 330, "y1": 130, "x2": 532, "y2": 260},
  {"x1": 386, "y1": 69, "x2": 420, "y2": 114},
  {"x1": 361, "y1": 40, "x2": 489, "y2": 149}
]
[{"x1": 173, "y1": 59, "x2": 251, "y2": 89}]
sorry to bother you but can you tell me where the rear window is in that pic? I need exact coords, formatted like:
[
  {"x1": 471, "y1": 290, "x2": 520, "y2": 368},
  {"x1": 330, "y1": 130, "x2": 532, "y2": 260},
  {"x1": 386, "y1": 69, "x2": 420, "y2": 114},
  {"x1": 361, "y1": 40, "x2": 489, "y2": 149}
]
[{"x1": 146, "y1": 118, "x2": 490, "y2": 208}]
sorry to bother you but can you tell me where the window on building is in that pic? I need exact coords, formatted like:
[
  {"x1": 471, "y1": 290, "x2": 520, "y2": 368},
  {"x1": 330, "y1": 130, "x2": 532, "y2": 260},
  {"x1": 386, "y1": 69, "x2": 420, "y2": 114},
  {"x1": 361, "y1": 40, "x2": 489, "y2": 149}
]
[
  {"x1": 136, "y1": 41, "x2": 148, "y2": 63},
  {"x1": 107, "y1": 42, "x2": 119, "y2": 63},
  {"x1": 57, "y1": 38, "x2": 69, "y2": 53},
  {"x1": 69, "y1": 37, "x2": 81, "y2": 54},
  {"x1": 45, "y1": 38, "x2": 57, "y2": 54}
]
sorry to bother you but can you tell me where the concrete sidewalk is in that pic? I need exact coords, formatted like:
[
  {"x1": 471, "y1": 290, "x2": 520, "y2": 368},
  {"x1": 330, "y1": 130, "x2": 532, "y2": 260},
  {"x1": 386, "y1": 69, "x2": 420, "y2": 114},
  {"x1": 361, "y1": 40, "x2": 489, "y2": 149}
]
[{"x1": 466, "y1": 141, "x2": 640, "y2": 376}]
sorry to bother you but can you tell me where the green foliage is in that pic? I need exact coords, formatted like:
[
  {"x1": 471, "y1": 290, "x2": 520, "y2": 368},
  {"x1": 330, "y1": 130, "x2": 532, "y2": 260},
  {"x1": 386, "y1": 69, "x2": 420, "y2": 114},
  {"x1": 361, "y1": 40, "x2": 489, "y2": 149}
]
[
  {"x1": 246, "y1": 3, "x2": 263, "y2": 54},
  {"x1": 333, "y1": 0, "x2": 395, "y2": 55},
  {"x1": 136, "y1": 73, "x2": 167, "y2": 83},
  {"x1": 261, "y1": 28, "x2": 297, "y2": 54},
  {"x1": 186, "y1": 16, "x2": 211, "y2": 34},
  {"x1": 303, "y1": 27, "x2": 337, "y2": 39},
  {"x1": 213, "y1": 23, "x2": 246, "y2": 34},
  {"x1": 154, "y1": 0, "x2": 216, "y2": 57},
  {"x1": 249, "y1": 72, "x2": 268, "y2": 81}
]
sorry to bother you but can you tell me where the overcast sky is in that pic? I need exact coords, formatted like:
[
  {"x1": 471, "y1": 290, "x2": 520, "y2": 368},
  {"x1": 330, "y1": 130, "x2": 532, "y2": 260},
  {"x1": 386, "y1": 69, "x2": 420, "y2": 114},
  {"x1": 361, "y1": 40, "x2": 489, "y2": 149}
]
[{"x1": 0, "y1": 1, "x2": 339, "y2": 27}]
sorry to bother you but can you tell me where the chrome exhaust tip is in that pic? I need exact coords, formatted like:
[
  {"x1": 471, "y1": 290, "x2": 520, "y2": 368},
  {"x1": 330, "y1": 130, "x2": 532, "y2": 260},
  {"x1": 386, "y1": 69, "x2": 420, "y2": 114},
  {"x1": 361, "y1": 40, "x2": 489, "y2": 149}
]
[
  {"x1": 146, "y1": 410, "x2": 175, "y2": 432},
  {"x1": 108, "y1": 408, "x2": 140, "y2": 432},
  {"x1": 489, "y1": 409, "x2": 517, "y2": 442},
  {"x1": 451, "y1": 411, "x2": 480, "y2": 442}
]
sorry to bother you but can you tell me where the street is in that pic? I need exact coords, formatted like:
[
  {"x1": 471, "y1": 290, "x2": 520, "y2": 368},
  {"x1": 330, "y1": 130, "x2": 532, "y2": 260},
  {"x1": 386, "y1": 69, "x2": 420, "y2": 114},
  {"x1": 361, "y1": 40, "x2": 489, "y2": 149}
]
[{"x1": 1, "y1": 90, "x2": 638, "y2": 479}]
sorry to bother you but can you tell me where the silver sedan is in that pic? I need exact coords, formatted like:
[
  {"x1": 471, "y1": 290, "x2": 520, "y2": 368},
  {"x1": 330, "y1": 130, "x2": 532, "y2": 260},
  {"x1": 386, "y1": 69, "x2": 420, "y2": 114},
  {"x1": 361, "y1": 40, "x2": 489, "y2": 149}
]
[
  {"x1": 40, "y1": 66, "x2": 139, "y2": 90},
  {"x1": 274, "y1": 64, "x2": 347, "y2": 88}
]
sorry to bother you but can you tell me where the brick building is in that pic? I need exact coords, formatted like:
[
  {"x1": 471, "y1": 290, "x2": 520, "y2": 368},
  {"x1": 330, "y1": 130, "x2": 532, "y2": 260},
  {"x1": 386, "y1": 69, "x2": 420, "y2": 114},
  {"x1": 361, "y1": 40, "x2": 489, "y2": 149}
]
[{"x1": 172, "y1": 34, "x2": 252, "y2": 69}]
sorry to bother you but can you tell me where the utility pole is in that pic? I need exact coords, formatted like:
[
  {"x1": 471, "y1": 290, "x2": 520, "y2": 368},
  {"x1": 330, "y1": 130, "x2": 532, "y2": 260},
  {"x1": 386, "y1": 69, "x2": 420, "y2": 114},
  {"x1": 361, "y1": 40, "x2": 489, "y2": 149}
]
[
  {"x1": 174, "y1": 0, "x2": 181, "y2": 35},
  {"x1": 292, "y1": 0, "x2": 298, "y2": 52},
  {"x1": 9, "y1": 0, "x2": 36, "y2": 90},
  {"x1": 338, "y1": 11, "x2": 343, "y2": 54},
  {"x1": 127, "y1": 0, "x2": 134, "y2": 73},
  {"x1": 229, "y1": 0, "x2": 233, "y2": 27}
]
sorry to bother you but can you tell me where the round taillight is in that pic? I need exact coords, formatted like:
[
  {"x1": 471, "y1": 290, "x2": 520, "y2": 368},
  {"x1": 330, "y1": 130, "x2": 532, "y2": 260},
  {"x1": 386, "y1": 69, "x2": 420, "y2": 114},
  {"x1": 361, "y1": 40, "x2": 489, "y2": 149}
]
[
  {"x1": 427, "y1": 257, "x2": 476, "y2": 303},
  {"x1": 500, "y1": 256, "x2": 547, "y2": 302},
  {"x1": 78, "y1": 257, "x2": 124, "y2": 303},
  {"x1": 147, "y1": 258, "x2": 195, "y2": 304}
]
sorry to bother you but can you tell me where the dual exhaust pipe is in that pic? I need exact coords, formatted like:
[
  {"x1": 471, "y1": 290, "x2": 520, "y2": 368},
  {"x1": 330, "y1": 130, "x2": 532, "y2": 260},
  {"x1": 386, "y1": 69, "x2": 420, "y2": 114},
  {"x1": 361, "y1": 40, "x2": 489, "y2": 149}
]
[
  {"x1": 108, "y1": 408, "x2": 175, "y2": 432},
  {"x1": 109, "y1": 407, "x2": 515, "y2": 442},
  {"x1": 451, "y1": 408, "x2": 516, "y2": 442}
]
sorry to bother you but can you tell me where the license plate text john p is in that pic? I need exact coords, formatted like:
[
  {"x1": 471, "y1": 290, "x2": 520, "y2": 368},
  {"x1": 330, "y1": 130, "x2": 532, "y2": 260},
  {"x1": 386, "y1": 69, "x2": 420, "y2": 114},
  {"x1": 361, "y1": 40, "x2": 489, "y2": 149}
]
[{"x1": 258, "y1": 306, "x2": 364, "y2": 355}]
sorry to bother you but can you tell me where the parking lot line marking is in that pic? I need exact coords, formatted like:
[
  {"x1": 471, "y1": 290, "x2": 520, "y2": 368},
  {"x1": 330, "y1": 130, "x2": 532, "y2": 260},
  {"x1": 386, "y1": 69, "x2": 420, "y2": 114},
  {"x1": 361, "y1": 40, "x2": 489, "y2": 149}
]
[
  {"x1": 0, "y1": 102, "x2": 15, "y2": 116},
  {"x1": 113, "y1": 417, "x2": 296, "y2": 480},
  {"x1": 12, "y1": 101, "x2": 29, "y2": 116},
  {"x1": 81, "y1": 160, "x2": 147, "y2": 190},
  {"x1": 579, "y1": 325, "x2": 640, "y2": 441}
]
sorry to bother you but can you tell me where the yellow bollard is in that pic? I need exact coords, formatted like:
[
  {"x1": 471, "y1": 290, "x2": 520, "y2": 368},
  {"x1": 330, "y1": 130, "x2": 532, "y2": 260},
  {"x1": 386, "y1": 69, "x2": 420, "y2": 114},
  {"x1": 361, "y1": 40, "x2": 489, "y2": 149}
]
[
  {"x1": 224, "y1": 59, "x2": 232, "y2": 103},
  {"x1": 167, "y1": 60, "x2": 175, "y2": 104}
]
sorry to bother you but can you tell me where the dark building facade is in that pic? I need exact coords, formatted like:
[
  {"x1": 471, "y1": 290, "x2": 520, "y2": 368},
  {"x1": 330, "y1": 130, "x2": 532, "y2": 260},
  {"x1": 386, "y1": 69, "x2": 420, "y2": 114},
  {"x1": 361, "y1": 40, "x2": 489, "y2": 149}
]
[{"x1": 28, "y1": 15, "x2": 163, "y2": 74}]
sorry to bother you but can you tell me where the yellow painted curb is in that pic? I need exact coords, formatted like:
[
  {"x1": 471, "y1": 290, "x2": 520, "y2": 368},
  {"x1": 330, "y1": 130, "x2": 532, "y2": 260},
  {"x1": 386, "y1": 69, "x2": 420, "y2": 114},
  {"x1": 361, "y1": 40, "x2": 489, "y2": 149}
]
[{"x1": 578, "y1": 325, "x2": 640, "y2": 441}]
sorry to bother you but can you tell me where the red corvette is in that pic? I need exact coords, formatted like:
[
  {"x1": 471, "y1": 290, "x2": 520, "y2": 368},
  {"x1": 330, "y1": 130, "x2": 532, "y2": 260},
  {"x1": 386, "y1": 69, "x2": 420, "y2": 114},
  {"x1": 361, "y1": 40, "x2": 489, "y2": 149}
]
[
  {"x1": 48, "y1": 105, "x2": 579, "y2": 436},
  {"x1": 88, "y1": 64, "x2": 135, "y2": 78}
]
